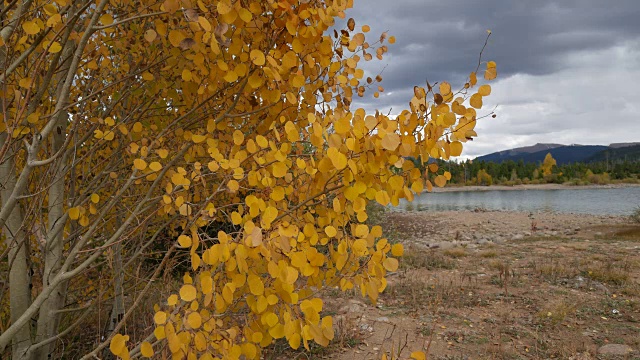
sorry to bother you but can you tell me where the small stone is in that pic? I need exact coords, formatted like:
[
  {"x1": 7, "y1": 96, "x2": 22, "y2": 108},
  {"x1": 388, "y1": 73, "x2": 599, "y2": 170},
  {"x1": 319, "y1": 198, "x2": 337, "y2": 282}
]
[
  {"x1": 594, "y1": 282, "x2": 611, "y2": 294},
  {"x1": 597, "y1": 344, "x2": 633, "y2": 356},
  {"x1": 512, "y1": 234, "x2": 524, "y2": 241},
  {"x1": 375, "y1": 317, "x2": 390, "y2": 323},
  {"x1": 438, "y1": 242, "x2": 456, "y2": 250}
]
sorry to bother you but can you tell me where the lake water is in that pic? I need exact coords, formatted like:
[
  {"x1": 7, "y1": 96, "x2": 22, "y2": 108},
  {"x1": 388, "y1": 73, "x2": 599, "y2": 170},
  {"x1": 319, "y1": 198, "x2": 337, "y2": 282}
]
[{"x1": 397, "y1": 187, "x2": 640, "y2": 215}]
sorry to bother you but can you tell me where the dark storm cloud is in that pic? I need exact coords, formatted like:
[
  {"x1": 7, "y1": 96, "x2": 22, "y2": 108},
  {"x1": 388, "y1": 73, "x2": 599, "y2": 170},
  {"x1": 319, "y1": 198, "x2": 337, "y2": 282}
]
[
  {"x1": 344, "y1": 0, "x2": 640, "y2": 157},
  {"x1": 350, "y1": 0, "x2": 639, "y2": 79}
]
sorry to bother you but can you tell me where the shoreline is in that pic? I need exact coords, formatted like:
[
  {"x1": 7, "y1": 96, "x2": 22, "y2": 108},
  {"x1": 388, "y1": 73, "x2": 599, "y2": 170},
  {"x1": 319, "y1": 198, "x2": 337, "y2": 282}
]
[{"x1": 432, "y1": 182, "x2": 640, "y2": 192}]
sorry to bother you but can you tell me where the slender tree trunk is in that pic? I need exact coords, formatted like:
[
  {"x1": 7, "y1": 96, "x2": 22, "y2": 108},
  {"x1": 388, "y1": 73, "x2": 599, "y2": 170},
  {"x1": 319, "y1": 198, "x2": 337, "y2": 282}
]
[
  {"x1": 32, "y1": 42, "x2": 74, "y2": 360},
  {"x1": 31, "y1": 125, "x2": 67, "y2": 359},
  {"x1": 0, "y1": 133, "x2": 33, "y2": 358},
  {"x1": 103, "y1": 234, "x2": 125, "y2": 360}
]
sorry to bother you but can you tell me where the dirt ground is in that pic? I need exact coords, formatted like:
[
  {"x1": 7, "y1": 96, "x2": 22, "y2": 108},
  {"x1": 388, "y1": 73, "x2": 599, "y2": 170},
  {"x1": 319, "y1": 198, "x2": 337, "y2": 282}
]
[{"x1": 290, "y1": 210, "x2": 640, "y2": 360}]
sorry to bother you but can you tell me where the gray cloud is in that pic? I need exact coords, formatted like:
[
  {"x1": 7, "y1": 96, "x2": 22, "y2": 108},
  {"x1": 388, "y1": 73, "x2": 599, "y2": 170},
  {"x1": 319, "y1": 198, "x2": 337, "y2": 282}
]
[{"x1": 343, "y1": 0, "x2": 640, "y2": 157}]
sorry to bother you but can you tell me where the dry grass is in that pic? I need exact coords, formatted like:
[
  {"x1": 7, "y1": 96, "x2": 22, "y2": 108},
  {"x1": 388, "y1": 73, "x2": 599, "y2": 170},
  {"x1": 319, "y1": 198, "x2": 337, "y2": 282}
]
[
  {"x1": 537, "y1": 299, "x2": 577, "y2": 325},
  {"x1": 300, "y1": 217, "x2": 640, "y2": 360},
  {"x1": 443, "y1": 248, "x2": 467, "y2": 258},
  {"x1": 400, "y1": 248, "x2": 456, "y2": 270},
  {"x1": 478, "y1": 250, "x2": 497, "y2": 258}
]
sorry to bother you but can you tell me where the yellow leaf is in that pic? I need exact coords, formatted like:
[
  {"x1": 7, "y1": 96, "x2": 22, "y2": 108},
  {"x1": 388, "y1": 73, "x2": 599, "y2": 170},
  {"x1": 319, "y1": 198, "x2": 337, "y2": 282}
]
[
  {"x1": 167, "y1": 294, "x2": 178, "y2": 306},
  {"x1": 434, "y1": 175, "x2": 447, "y2": 188},
  {"x1": 154, "y1": 311, "x2": 167, "y2": 325},
  {"x1": 381, "y1": 133, "x2": 400, "y2": 151},
  {"x1": 439, "y1": 81, "x2": 451, "y2": 95},
  {"x1": 327, "y1": 147, "x2": 347, "y2": 170},
  {"x1": 469, "y1": 72, "x2": 477, "y2": 86},
  {"x1": 411, "y1": 351, "x2": 427, "y2": 360},
  {"x1": 198, "y1": 17, "x2": 212, "y2": 32},
  {"x1": 269, "y1": 187, "x2": 284, "y2": 202},
  {"x1": 233, "y1": 130, "x2": 244, "y2": 145},
  {"x1": 133, "y1": 159, "x2": 147, "y2": 170},
  {"x1": 248, "y1": 274, "x2": 264, "y2": 295},
  {"x1": 90, "y1": 194, "x2": 100, "y2": 204},
  {"x1": 256, "y1": 135, "x2": 269, "y2": 148},
  {"x1": 224, "y1": 70, "x2": 239, "y2": 83},
  {"x1": 178, "y1": 235, "x2": 192, "y2": 248},
  {"x1": 140, "y1": 341, "x2": 154, "y2": 358},
  {"x1": 478, "y1": 84, "x2": 491, "y2": 96},
  {"x1": 354, "y1": 224, "x2": 369, "y2": 238},
  {"x1": 247, "y1": 226, "x2": 263, "y2": 247},
  {"x1": 469, "y1": 93, "x2": 483, "y2": 109},
  {"x1": 289, "y1": 333, "x2": 301, "y2": 349},
  {"x1": 109, "y1": 334, "x2": 128, "y2": 356},
  {"x1": 79, "y1": 216, "x2": 89, "y2": 227},
  {"x1": 192, "y1": 134, "x2": 206, "y2": 143},
  {"x1": 291, "y1": 74, "x2": 305, "y2": 88},
  {"x1": 324, "y1": 226, "x2": 337, "y2": 238},
  {"x1": 391, "y1": 243, "x2": 404, "y2": 257},
  {"x1": 450, "y1": 141, "x2": 463, "y2": 157},
  {"x1": 222, "y1": 283, "x2": 234, "y2": 304},
  {"x1": 48, "y1": 42, "x2": 62, "y2": 53},
  {"x1": 217, "y1": 1, "x2": 232, "y2": 15},
  {"x1": 182, "y1": 69, "x2": 193, "y2": 81},
  {"x1": 375, "y1": 190, "x2": 390, "y2": 206},
  {"x1": 248, "y1": 74, "x2": 263, "y2": 88},
  {"x1": 144, "y1": 29, "x2": 157, "y2": 42},
  {"x1": 99, "y1": 14, "x2": 114, "y2": 25},
  {"x1": 157, "y1": 149, "x2": 169, "y2": 159},
  {"x1": 43, "y1": 4, "x2": 58, "y2": 15},
  {"x1": 383, "y1": 257, "x2": 398, "y2": 271},
  {"x1": 187, "y1": 312, "x2": 202, "y2": 329},
  {"x1": 426, "y1": 179, "x2": 433, "y2": 192},
  {"x1": 18, "y1": 78, "x2": 32, "y2": 88},
  {"x1": 180, "y1": 284, "x2": 197, "y2": 301},
  {"x1": 68, "y1": 207, "x2": 80, "y2": 220},
  {"x1": 272, "y1": 162, "x2": 287, "y2": 178},
  {"x1": 228, "y1": 180, "x2": 239, "y2": 192},
  {"x1": 154, "y1": 326, "x2": 165, "y2": 340},
  {"x1": 238, "y1": 7, "x2": 253, "y2": 22},
  {"x1": 262, "y1": 206, "x2": 278, "y2": 226},
  {"x1": 484, "y1": 67, "x2": 497, "y2": 81},
  {"x1": 46, "y1": 14, "x2": 61, "y2": 27},
  {"x1": 250, "y1": 49, "x2": 265, "y2": 66},
  {"x1": 148, "y1": 162, "x2": 162, "y2": 172},
  {"x1": 22, "y1": 21, "x2": 40, "y2": 35},
  {"x1": 168, "y1": 30, "x2": 185, "y2": 47}
]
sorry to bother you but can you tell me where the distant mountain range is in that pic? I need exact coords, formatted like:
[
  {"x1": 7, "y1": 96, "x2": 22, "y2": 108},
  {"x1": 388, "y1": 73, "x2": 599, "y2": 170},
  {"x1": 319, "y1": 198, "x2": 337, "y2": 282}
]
[{"x1": 475, "y1": 143, "x2": 640, "y2": 165}]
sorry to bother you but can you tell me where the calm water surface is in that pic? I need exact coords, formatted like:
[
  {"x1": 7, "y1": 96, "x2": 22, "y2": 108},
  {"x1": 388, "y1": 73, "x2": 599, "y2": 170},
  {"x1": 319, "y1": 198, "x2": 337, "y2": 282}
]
[{"x1": 397, "y1": 187, "x2": 640, "y2": 215}]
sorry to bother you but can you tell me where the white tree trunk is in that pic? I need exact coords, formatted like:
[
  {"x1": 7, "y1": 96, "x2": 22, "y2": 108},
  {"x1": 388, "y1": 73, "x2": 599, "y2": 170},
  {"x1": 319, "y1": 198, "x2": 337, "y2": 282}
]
[{"x1": 0, "y1": 133, "x2": 33, "y2": 358}]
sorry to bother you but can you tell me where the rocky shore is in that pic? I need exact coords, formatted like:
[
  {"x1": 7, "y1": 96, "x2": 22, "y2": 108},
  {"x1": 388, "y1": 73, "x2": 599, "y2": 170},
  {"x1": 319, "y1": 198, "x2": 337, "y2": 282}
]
[
  {"x1": 324, "y1": 209, "x2": 640, "y2": 360},
  {"x1": 383, "y1": 209, "x2": 629, "y2": 249}
]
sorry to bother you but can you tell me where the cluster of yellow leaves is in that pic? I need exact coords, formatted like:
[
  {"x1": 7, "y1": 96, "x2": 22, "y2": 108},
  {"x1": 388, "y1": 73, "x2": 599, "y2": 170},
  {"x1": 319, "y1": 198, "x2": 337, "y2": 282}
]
[{"x1": 117, "y1": 0, "x2": 494, "y2": 355}]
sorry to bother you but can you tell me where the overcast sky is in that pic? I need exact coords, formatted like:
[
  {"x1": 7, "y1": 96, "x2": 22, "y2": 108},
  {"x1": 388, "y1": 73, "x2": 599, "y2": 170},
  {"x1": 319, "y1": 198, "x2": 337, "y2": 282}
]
[{"x1": 344, "y1": 0, "x2": 640, "y2": 158}]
